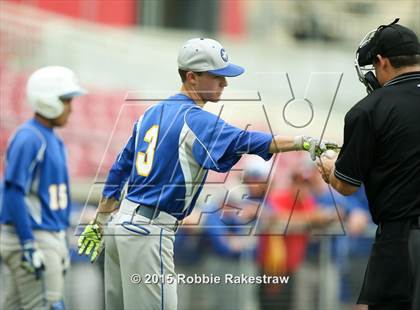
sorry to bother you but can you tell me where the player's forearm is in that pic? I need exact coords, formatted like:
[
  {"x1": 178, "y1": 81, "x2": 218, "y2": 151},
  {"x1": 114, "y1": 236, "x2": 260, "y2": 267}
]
[
  {"x1": 4, "y1": 183, "x2": 35, "y2": 245},
  {"x1": 95, "y1": 196, "x2": 119, "y2": 225},
  {"x1": 97, "y1": 161, "x2": 131, "y2": 224},
  {"x1": 268, "y1": 136, "x2": 300, "y2": 153},
  {"x1": 101, "y1": 133, "x2": 135, "y2": 203},
  {"x1": 102, "y1": 164, "x2": 130, "y2": 202}
]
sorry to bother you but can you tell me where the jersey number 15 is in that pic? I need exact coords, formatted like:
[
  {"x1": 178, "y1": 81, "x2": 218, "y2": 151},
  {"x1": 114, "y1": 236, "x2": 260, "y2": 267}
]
[{"x1": 49, "y1": 184, "x2": 68, "y2": 210}]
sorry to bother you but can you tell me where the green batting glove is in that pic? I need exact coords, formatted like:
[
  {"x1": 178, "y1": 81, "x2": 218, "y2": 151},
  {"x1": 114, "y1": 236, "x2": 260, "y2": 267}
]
[
  {"x1": 78, "y1": 223, "x2": 103, "y2": 263},
  {"x1": 295, "y1": 136, "x2": 340, "y2": 161}
]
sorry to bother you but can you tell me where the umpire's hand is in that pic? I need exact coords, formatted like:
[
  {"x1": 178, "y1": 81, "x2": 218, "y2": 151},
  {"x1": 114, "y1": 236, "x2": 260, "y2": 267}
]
[{"x1": 316, "y1": 151, "x2": 338, "y2": 183}]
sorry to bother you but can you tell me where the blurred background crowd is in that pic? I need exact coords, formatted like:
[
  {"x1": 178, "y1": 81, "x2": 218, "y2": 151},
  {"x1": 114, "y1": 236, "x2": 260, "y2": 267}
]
[
  {"x1": 1, "y1": 1, "x2": 419, "y2": 309},
  {"x1": 173, "y1": 154, "x2": 373, "y2": 310}
]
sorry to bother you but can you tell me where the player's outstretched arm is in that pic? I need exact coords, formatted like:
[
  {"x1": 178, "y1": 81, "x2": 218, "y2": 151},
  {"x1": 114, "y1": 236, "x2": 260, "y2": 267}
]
[
  {"x1": 268, "y1": 136, "x2": 297, "y2": 153},
  {"x1": 269, "y1": 135, "x2": 339, "y2": 160}
]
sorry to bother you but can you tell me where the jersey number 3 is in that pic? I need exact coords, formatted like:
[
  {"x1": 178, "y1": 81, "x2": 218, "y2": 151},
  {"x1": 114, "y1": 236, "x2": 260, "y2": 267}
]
[{"x1": 136, "y1": 125, "x2": 159, "y2": 176}]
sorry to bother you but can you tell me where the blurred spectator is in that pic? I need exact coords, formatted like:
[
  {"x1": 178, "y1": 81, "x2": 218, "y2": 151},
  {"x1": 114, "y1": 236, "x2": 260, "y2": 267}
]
[
  {"x1": 0, "y1": 181, "x2": 3, "y2": 216},
  {"x1": 202, "y1": 157, "x2": 271, "y2": 310},
  {"x1": 341, "y1": 186, "x2": 374, "y2": 310},
  {"x1": 174, "y1": 208, "x2": 207, "y2": 310},
  {"x1": 0, "y1": 181, "x2": 3, "y2": 307},
  {"x1": 203, "y1": 202, "x2": 258, "y2": 310},
  {"x1": 257, "y1": 158, "x2": 334, "y2": 310},
  {"x1": 295, "y1": 160, "x2": 368, "y2": 310}
]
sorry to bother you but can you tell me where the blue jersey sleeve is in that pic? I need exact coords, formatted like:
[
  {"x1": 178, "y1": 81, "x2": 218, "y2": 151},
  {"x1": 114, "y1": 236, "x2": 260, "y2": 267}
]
[
  {"x1": 3, "y1": 184, "x2": 34, "y2": 245},
  {"x1": 186, "y1": 108, "x2": 273, "y2": 172},
  {"x1": 5, "y1": 129, "x2": 43, "y2": 191},
  {"x1": 103, "y1": 121, "x2": 138, "y2": 200},
  {"x1": 3, "y1": 128, "x2": 44, "y2": 245}
]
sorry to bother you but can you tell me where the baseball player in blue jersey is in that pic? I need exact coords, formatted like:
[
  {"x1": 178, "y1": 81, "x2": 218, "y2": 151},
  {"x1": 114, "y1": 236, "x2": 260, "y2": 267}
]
[
  {"x1": 78, "y1": 38, "x2": 334, "y2": 310},
  {"x1": 0, "y1": 66, "x2": 85, "y2": 309}
]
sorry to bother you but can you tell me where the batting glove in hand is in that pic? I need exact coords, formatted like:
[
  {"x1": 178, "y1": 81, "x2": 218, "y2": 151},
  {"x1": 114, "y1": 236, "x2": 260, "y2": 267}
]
[
  {"x1": 21, "y1": 241, "x2": 45, "y2": 280},
  {"x1": 78, "y1": 223, "x2": 103, "y2": 263},
  {"x1": 295, "y1": 136, "x2": 340, "y2": 161}
]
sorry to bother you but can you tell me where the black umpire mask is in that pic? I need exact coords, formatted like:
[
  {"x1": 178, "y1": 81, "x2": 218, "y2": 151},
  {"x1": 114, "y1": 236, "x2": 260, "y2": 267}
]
[
  {"x1": 354, "y1": 19, "x2": 399, "y2": 94},
  {"x1": 354, "y1": 18, "x2": 420, "y2": 94}
]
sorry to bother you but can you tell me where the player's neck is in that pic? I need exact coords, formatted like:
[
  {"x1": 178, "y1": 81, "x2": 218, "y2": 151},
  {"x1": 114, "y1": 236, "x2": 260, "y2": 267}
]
[
  {"x1": 34, "y1": 114, "x2": 54, "y2": 129},
  {"x1": 180, "y1": 84, "x2": 205, "y2": 107}
]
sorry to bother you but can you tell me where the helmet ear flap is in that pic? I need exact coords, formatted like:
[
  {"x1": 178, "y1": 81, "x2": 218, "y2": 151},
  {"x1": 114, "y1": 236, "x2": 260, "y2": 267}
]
[
  {"x1": 364, "y1": 71, "x2": 381, "y2": 94},
  {"x1": 30, "y1": 94, "x2": 64, "y2": 119}
]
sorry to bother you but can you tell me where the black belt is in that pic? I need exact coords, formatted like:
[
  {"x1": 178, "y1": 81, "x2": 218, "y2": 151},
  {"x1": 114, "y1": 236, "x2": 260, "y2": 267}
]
[
  {"x1": 413, "y1": 216, "x2": 420, "y2": 228},
  {"x1": 135, "y1": 204, "x2": 160, "y2": 220},
  {"x1": 134, "y1": 204, "x2": 179, "y2": 232},
  {"x1": 378, "y1": 216, "x2": 420, "y2": 235}
]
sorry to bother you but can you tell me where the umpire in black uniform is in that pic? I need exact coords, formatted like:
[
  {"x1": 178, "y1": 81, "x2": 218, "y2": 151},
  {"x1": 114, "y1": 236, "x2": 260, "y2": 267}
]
[{"x1": 317, "y1": 19, "x2": 420, "y2": 310}]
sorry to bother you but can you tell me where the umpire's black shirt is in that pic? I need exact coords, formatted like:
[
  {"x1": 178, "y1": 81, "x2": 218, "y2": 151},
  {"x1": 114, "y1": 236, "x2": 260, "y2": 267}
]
[{"x1": 335, "y1": 71, "x2": 420, "y2": 224}]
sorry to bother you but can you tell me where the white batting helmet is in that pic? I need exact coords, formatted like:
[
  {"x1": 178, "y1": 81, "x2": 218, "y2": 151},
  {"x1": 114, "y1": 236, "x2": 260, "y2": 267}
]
[
  {"x1": 26, "y1": 66, "x2": 86, "y2": 119},
  {"x1": 243, "y1": 157, "x2": 272, "y2": 180}
]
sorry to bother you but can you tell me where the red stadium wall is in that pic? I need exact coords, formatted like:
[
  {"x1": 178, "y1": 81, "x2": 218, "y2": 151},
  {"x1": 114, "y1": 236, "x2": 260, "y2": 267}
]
[
  {"x1": 0, "y1": 65, "x2": 147, "y2": 180},
  {"x1": 8, "y1": 0, "x2": 137, "y2": 27},
  {"x1": 7, "y1": 0, "x2": 246, "y2": 36},
  {"x1": 219, "y1": 0, "x2": 245, "y2": 38}
]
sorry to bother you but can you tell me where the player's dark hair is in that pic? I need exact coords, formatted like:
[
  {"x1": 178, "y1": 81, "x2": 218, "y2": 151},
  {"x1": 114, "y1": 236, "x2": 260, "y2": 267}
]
[
  {"x1": 388, "y1": 55, "x2": 420, "y2": 68},
  {"x1": 178, "y1": 69, "x2": 202, "y2": 83}
]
